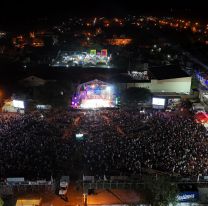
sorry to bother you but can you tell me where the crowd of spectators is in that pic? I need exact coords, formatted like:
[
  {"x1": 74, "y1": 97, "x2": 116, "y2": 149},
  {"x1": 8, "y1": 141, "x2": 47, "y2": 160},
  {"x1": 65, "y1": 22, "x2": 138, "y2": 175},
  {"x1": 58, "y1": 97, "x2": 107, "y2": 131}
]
[{"x1": 0, "y1": 108, "x2": 207, "y2": 180}]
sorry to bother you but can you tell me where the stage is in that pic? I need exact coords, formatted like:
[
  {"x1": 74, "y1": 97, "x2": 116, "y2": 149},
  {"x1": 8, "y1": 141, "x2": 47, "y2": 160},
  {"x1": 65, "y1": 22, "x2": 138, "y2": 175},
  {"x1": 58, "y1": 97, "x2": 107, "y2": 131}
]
[{"x1": 72, "y1": 79, "x2": 118, "y2": 109}]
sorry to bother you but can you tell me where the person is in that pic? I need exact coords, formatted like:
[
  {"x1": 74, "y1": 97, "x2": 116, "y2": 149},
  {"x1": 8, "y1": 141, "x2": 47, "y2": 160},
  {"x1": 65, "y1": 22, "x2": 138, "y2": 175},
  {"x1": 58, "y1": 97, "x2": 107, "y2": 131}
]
[{"x1": 0, "y1": 106, "x2": 207, "y2": 179}]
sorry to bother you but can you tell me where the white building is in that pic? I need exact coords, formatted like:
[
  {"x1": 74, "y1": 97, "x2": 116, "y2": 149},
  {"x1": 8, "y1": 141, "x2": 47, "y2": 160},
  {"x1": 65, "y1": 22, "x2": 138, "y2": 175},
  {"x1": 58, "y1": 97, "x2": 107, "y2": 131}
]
[
  {"x1": 126, "y1": 77, "x2": 191, "y2": 94},
  {"x1": 111, "y1": 65, "x2": 192, "y2": 95}
]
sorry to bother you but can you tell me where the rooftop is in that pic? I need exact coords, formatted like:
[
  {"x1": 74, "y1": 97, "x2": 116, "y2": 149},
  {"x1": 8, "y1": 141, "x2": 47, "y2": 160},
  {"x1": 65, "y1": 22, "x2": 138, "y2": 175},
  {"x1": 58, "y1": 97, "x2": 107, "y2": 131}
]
[{"x1": 148, "y1": 65, "x2": 190, "y2": 80}]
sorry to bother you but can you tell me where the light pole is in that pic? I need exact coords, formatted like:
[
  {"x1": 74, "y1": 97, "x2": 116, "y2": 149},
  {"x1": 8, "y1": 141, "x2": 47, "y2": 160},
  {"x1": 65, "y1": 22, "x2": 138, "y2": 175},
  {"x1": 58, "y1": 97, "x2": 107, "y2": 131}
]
[{"x1": 83, "y1": 193, "x2": 87, "y2": 206}]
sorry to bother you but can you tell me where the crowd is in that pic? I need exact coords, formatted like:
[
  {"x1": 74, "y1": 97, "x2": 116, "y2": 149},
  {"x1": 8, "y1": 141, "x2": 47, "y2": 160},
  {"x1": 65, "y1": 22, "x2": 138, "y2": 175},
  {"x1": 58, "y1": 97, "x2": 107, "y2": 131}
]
[{"x1": 0, "y1": 108, "x2": 208, "y2": 180}]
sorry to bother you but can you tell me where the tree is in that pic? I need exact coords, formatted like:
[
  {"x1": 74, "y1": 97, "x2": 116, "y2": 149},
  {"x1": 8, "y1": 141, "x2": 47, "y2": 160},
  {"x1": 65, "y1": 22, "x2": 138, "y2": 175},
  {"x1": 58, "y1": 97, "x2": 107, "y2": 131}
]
[
  {"x1": 191, "y1": 76, "x2": 199, "y2": 90},
  {"x1": 112, "y1": 54, "x2": 129, "y2": 68},
  {"x1": 143, "y1": 176, "x2": 178, "y2": 206},
  {"x1": 122, "y1": 87, "x2": 152, "y2": 104}
]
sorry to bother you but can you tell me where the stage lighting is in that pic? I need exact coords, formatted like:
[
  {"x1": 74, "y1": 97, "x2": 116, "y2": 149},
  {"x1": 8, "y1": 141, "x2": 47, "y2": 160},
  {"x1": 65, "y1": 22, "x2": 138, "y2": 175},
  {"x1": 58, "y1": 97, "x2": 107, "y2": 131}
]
[
  {"x1": 106, "y1": 86, "x2": 111, "y2": 91},
  {"x1": 80, "y1": 99, "x2": 111, "y2": 109}
]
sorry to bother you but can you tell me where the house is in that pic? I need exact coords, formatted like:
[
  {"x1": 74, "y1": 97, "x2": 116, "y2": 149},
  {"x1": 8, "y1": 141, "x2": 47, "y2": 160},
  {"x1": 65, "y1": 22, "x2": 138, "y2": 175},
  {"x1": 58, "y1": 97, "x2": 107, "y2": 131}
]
[{"x1": 19, "y1": 76, "x2": 48, "y2": 87}]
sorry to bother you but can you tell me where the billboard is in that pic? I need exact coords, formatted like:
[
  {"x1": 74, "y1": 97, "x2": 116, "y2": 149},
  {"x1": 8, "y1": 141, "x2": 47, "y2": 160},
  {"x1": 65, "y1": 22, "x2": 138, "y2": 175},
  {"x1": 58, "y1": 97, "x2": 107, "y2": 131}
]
[
  {"x1": 90, "y1": 49, "x2": 96, "y2": 55},
  {"x1": 13, "y1": 100, "x2": 24, "y2": 109},
  {"x1": 177, "y1": 192, "x2": 199, "y2": 202},
  {"x1": 101, "y1": 49, "x2": 107, "y2": 57}
]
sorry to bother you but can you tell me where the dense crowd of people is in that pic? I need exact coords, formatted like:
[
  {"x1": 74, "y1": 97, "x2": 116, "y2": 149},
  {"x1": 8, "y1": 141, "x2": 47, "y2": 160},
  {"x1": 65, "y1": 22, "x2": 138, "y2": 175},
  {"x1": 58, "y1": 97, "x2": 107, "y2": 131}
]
[{"x1": 0, "y1": 107, "x2": 208, "y2": 180}]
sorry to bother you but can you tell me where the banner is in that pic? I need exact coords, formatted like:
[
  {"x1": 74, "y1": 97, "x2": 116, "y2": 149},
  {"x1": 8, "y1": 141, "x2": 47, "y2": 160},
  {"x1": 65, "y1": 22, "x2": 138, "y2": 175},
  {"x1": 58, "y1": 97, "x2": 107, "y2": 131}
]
[
  {"x1": 177, "y1": 192, "x2": 199, "y2": 202},
  {"x1": 90, "y1": 50, "x2": 96, "y2": 55},
  {"x1": 101, "y1": 49, "x2": 108, "y2": 57}
]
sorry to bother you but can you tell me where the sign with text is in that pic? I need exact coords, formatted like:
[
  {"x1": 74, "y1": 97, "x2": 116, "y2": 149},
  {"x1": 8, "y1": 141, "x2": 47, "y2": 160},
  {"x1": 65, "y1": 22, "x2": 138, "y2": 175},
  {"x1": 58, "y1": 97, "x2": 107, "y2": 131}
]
[{"x1": 177, "y1": 192, "x2": 199, "y2": 202}]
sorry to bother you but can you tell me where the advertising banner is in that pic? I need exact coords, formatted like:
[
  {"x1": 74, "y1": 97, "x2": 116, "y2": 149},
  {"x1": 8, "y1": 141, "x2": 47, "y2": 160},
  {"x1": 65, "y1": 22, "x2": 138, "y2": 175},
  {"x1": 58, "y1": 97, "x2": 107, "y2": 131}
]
[{"x1": 177, "y1": 192, "x2": 199, "y2": 202}]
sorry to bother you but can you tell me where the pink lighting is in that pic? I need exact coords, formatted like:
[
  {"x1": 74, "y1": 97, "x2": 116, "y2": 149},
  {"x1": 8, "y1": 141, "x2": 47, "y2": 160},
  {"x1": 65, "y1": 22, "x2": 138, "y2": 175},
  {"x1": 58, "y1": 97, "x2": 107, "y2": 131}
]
[{"x1": 71, "y1": 79, "x2": 116, "y2": 109}]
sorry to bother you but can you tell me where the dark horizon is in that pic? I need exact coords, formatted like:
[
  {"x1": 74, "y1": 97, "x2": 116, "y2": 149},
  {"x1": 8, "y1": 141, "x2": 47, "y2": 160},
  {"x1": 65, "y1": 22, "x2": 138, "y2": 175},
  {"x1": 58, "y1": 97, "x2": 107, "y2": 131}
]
[{"x1": 0, "y1": 0, "x2": 208, "y2": 30}]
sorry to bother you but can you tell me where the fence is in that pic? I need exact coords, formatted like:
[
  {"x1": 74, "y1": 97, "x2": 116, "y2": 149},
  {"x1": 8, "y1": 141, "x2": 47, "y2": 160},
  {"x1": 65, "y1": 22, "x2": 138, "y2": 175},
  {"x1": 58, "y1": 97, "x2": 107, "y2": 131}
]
[
  {"x1": 82, "y1": 181, "x2": 144, "y2": 193},
  {"x1": 0, "y1": 178, "x2": 55, "y2": 196},
  {"x1": 0, "y1": 184, "x2": 13, "y2": 196},
  {"x1": 81, "y1": 174, "x2": 208, "y2": 193},
  {"x1": 12, "y1": 183, "x2": 55, "y2": 194}
]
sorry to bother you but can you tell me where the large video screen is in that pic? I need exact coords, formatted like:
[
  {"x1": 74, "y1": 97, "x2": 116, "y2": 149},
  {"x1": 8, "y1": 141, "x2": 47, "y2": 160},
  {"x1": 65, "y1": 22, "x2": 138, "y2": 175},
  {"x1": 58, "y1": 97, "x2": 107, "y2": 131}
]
[
  {"x1": 13, "y1": 100, "x2": 24, "y2": 109},
  {"x1": 152, "y1": 97, "x2": 165, "y2": 106}
]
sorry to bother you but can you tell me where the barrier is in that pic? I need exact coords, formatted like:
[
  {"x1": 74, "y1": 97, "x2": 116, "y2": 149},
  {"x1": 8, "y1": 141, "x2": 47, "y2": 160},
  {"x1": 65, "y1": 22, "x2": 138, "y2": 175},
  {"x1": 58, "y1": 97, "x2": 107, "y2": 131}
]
[
  {"x1": 82, "y1": 180, "x2": 144, "y2": 193},
  {"x1": 0, "y1": 178, "x2": 55, "y2": 195},
  {"x1": 110, "y1": 176, "x2": 128, "y2": 182},
  {"x1": 83, "y1": 175, "x2": 95, "y2": 183},
  {"x1": 0, "y1": 184, "x2": 13, "y2": 195}
]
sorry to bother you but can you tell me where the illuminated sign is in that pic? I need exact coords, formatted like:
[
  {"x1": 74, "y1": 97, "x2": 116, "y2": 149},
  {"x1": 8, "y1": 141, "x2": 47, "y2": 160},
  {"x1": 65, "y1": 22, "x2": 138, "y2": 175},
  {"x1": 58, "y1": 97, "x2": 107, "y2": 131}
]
[
  {"x1": 196, "y1": 70, "x2": 208, "y2": 88},
  {"x1": 101, "y1": 49, "x2": 107, "y2": 57},
  {"x1": 90, "y1": 49, "x2": 96, "y2": 55},
  {"x1": 128, "y1": 71, "x2": 149, "y2": 80},
  {"x1": 107, "y1": 38, "x2": 132, "y2": 46},
  {"x1": 177, "y1": 192, "x2": 199, "y2": 202}
]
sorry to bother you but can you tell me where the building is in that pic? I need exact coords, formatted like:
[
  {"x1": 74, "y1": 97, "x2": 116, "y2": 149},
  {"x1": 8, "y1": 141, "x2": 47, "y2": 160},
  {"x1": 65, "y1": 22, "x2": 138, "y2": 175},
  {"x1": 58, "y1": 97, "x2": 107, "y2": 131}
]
[
  {"x1": 111, "y1": 65, "x2": 191, "y2": 95},
  {"x1": 106, "y1": 38, "x2": 132, "y2": 46},
  {"x1": 19, "y1": 76, "x2": 48, "y2": 87}
]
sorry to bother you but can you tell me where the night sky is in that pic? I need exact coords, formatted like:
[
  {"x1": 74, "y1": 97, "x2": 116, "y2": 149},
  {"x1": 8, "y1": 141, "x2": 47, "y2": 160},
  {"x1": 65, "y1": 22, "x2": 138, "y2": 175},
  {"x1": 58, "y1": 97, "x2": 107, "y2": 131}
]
[{"x1": 0, "y1": 0, "x2": 207, "y2": 28}]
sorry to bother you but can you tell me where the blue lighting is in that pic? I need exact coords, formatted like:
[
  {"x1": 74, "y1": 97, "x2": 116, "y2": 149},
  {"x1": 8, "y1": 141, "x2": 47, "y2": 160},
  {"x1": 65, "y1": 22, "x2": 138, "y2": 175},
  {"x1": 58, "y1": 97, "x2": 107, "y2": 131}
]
[{"x1": 195, "y1": 70, "x2": 208, "y2": 88}]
